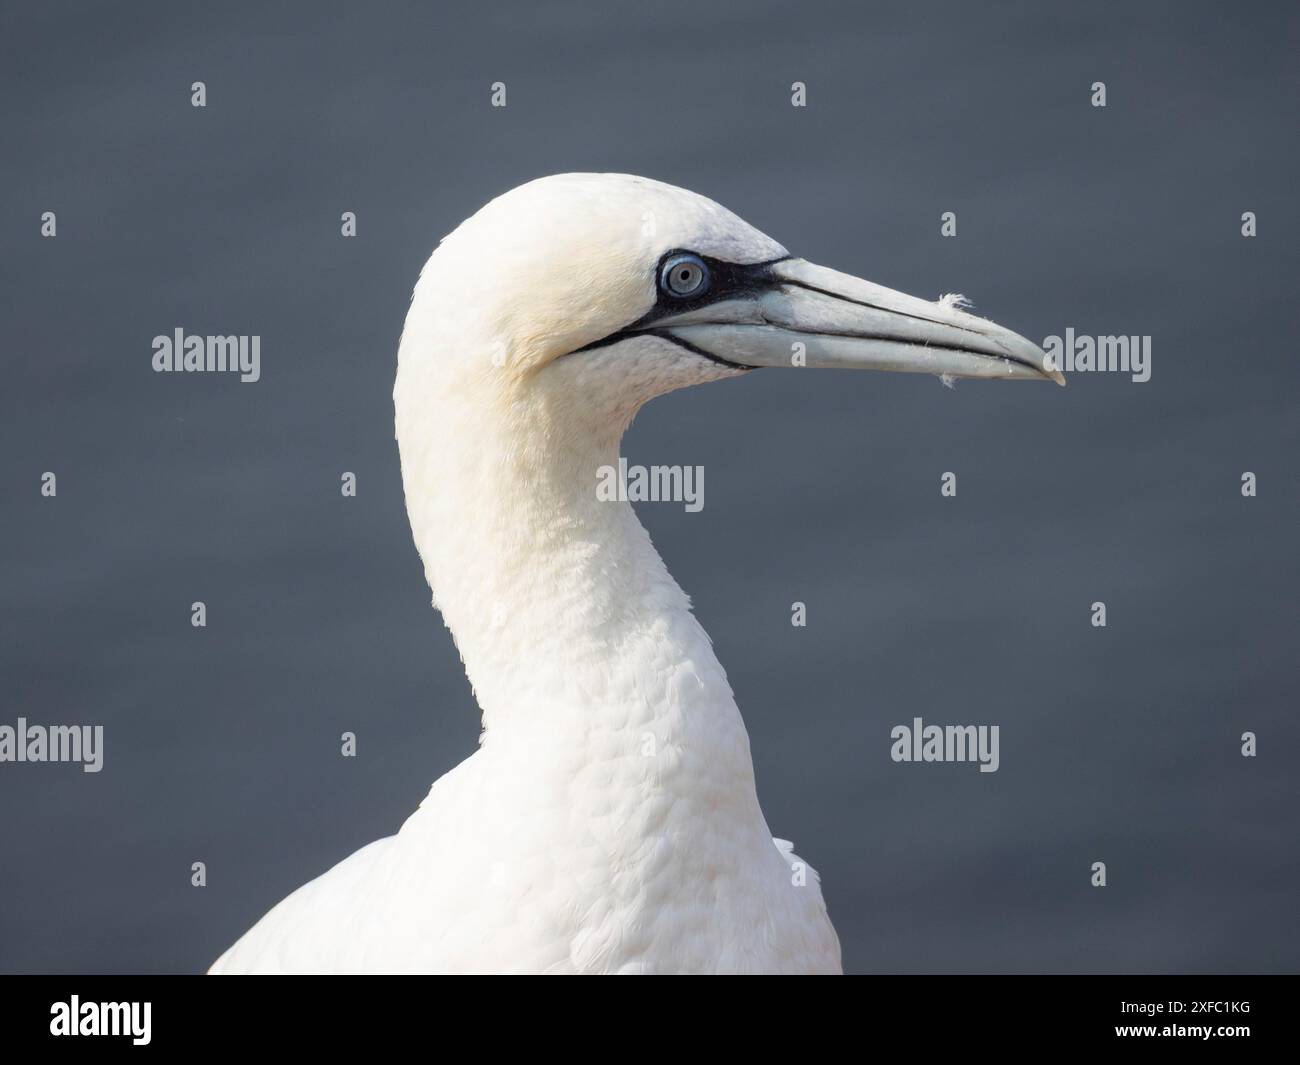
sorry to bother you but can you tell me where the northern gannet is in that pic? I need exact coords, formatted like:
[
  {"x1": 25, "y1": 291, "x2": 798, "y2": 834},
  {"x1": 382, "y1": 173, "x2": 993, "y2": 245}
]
[{"x1": 211, "y1": 173, "x2": 1062, "y2": 975}]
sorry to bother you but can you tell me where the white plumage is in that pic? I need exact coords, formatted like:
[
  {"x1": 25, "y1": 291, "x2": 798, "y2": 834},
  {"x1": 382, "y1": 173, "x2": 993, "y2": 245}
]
[{"x1": 211, "y1": 174, "x2": 1057, "y2": 975}]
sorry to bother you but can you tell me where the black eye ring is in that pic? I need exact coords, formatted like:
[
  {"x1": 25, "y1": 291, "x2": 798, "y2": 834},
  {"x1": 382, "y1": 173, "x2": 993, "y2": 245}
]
[{"x1": 659, "y1": 253, "x2": 710, "y2": 299}]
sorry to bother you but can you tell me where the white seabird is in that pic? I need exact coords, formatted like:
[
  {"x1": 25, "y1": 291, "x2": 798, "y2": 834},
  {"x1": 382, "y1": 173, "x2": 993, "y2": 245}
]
[{"x1": 211, "y1": 173, "x2": 1062, "y2": 975}]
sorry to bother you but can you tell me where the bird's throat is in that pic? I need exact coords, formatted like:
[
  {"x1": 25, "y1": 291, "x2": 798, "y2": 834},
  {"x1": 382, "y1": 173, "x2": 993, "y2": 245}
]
[{"x1": 395, "y1": 382, "x2": 742, "y2": 761}]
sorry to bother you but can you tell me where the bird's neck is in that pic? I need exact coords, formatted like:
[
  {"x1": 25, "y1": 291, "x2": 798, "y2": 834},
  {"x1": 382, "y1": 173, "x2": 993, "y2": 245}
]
[{"x1": 396, "y1": 381, "x2": 751, "y2": 770}]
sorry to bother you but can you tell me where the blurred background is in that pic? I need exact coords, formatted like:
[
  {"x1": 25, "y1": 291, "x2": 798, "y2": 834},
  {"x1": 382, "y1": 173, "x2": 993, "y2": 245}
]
[{"x1": 1, "y1": 0, "x2": 1296, "y2": 973}]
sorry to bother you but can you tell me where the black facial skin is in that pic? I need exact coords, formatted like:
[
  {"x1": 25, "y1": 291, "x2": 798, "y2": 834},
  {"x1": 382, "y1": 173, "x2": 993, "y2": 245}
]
[
  {"x1": 573, "y1": 247, "x2": 1038, "y2": 375},
  {"x1": 571, "y1": 249, "x2": 792, "y2": 369}
]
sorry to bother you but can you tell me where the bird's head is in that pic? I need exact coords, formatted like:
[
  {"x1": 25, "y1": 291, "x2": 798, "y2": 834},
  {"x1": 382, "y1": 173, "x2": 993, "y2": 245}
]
[{"x1": 397, "y1": 173, "x2": 1062, "y2": 444}]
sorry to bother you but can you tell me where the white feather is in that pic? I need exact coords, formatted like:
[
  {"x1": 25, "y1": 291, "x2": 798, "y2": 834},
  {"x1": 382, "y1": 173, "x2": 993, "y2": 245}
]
[{"x1": 210, "y1": 175, "x2": 841, "y2": 975}]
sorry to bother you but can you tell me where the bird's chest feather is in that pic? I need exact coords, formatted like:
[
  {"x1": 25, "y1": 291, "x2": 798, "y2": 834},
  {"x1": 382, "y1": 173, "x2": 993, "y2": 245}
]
[{"x1": 378, "y1": 705, "x2": 833, "y2": 974}]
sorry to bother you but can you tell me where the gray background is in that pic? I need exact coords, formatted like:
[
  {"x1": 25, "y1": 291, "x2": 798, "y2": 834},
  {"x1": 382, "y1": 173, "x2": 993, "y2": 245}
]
[{"x1": 1, "y1": 1, "x2": 1296, "y2": 974}]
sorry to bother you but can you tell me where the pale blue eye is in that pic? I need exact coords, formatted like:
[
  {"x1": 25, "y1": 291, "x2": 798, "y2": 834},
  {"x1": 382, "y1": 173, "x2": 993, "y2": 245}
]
[{"x1": 660, "y1": 254, "x2": 709, "y2": 298}]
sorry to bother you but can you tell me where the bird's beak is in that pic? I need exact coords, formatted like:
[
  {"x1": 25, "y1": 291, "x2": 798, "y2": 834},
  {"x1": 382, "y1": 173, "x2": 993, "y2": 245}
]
[{"x1": 651, "y1": 258, "x2": 1065, "y2": 385}]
